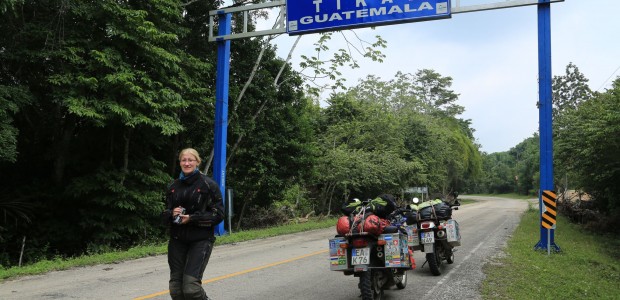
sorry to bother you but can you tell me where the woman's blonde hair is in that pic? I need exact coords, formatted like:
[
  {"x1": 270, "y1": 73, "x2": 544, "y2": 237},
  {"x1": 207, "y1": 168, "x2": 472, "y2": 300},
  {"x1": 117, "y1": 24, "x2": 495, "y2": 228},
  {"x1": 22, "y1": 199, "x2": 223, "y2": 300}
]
[{"x1": 178, "y1": 148, "x2": 202, "y2": 165}]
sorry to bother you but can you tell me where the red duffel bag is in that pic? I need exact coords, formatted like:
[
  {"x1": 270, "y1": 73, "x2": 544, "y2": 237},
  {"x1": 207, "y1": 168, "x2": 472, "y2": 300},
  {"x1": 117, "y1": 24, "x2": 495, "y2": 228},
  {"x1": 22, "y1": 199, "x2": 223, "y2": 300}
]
[
  {"x1": 336, "y1": 216, "x2": 351, "y2": 236},
  {"x1": 336, "y1": 214, "x2": 389, "y2": 236},
  {"x1": 363, "y1": 214, "x2": 389, "y2": 235}
]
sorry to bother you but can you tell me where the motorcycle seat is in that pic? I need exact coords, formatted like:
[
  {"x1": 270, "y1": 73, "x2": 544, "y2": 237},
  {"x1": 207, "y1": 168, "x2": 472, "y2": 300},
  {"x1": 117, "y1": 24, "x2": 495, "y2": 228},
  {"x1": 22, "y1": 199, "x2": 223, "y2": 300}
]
[{"x1": 383, "y1": 225, "x2": 399, "y2": 233}]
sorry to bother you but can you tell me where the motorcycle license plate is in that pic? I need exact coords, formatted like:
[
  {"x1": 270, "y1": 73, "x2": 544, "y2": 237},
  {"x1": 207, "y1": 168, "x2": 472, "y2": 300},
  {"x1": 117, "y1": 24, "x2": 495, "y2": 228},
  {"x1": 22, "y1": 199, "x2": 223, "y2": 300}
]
[
  {"x1": 352, "y1": 247, "x2": 370, "y2": 265},
  {"x1": 421, "y1": 231, "x2": 435, "y2": 244}
]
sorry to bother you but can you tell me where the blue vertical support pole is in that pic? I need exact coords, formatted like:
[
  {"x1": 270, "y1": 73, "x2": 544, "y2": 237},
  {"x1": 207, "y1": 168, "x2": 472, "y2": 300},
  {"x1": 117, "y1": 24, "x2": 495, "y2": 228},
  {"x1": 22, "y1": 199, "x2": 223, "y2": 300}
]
[
  {"x1": 213, "y1": 12, "x2": 231, "y2": 236},
  {"x1": 534, "y1": 2, "x2": 560, "y2": 251}
]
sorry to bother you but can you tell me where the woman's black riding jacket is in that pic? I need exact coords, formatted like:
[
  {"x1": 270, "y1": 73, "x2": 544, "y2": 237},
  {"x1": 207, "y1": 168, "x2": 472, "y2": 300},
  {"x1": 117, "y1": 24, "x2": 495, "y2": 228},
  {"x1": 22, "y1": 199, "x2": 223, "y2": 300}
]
[{"x1": 161, "y1": 172, "x2": 224, "y2": 241}]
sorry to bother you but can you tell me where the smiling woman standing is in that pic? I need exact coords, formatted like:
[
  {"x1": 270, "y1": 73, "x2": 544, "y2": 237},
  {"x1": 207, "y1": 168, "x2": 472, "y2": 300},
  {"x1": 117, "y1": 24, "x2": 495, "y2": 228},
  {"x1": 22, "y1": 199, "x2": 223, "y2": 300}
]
[{"x1": 161, "y1": 148, "x2": 224, "y2": 300}]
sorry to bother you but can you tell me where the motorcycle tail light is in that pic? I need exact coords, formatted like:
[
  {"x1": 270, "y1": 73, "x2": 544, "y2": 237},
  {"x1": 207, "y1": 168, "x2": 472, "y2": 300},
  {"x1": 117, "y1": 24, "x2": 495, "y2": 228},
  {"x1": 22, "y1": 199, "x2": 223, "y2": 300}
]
[
  {"x1": 421, "y1": 222, "x2": 433, "y2": 229},
  {"x1": 351, "y1": 239, "x2": 369, "y2": 248},
  {"x1": 437, "y1": 224, "x2": 444, "y2": 230},
  {"x1": 377, "y1": 240, "x2": 387, "y2": 246}
]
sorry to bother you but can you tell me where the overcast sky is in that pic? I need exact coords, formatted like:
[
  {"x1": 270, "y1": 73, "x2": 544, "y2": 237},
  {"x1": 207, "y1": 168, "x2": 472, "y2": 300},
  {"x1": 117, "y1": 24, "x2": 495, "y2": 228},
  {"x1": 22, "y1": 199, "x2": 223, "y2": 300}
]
[{"x1": 251, "y1": 0, "x2": 620, "y2": 154}]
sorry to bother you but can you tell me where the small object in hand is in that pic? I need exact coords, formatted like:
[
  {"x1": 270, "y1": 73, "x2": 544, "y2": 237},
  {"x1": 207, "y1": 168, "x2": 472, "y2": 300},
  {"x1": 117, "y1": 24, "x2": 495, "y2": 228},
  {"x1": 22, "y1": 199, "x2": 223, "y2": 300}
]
[{"x1": 173, "y1": 208, "x2": 186, "y2": 224}]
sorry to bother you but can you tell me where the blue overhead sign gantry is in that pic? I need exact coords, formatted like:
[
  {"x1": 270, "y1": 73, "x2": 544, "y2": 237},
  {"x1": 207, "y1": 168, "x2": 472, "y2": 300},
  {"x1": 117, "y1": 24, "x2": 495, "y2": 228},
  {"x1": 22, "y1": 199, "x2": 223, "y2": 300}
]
[{"x1": 286, "y1": 0, "x2": 451, "y2": 35}]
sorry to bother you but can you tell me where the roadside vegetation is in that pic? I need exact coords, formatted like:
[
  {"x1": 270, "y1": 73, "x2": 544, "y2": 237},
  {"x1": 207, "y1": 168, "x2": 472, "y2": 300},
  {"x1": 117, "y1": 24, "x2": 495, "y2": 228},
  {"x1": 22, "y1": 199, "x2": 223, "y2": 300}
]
[{"x1": 482, "y1": 202, "x2": 620, "y2": 299}]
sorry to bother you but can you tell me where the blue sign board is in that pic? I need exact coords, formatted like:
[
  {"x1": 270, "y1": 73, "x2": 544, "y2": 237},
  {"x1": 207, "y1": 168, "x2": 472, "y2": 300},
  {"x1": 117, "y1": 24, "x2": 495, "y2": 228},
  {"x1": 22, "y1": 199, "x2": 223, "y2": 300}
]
[{"x1": 286, "y1": 0, "x2": 451, "y2": 35}]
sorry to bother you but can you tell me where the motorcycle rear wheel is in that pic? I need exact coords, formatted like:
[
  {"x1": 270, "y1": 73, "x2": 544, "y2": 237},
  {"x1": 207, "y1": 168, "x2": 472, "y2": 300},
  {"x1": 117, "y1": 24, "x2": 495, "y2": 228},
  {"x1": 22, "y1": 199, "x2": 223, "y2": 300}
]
[
  {"x1": 426, "y1": 249, "x2": 442, "y2": 276},
  {"x1": 359, "y1": 271, "x2": 382, "y2": 300}
]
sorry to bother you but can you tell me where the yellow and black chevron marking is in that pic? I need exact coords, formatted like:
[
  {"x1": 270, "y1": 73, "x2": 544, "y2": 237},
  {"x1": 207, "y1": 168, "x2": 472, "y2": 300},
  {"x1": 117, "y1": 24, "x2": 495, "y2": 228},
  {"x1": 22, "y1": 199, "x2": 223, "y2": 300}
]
[{"x1": 541, "y1": 190, "x2": 557, "y2": 229}]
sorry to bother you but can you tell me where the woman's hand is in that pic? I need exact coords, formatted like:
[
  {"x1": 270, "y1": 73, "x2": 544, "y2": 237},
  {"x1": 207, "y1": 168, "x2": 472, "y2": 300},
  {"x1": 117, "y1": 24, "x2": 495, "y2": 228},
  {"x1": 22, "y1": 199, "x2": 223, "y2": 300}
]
[
  {"x1": 172, "y1": 207, "x2": 190, "y2": 224},
  {"x1": 179, "y1": 214, "x2": 190, "y2": 224},
  {"x1": 173, "y1": 206, "x2": 184, "y2": 216}
]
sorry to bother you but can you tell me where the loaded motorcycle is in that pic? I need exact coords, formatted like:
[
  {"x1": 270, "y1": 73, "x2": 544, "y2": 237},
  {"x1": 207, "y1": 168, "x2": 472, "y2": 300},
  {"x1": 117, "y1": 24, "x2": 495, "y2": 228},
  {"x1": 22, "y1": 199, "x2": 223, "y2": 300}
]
[
  {"x1": 408, "y1": 193, "x2": 461, "y2": 276},
  {"x1": 330, "y1": 198, "x2": 415, "y2": 300}
]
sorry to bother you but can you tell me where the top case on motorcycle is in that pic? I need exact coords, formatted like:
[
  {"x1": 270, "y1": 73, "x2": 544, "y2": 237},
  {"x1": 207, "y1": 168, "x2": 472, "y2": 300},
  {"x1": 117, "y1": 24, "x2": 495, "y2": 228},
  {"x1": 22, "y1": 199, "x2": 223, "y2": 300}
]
[{"x1": 418, "y1": 200, "x2": 452, "y2": 220}]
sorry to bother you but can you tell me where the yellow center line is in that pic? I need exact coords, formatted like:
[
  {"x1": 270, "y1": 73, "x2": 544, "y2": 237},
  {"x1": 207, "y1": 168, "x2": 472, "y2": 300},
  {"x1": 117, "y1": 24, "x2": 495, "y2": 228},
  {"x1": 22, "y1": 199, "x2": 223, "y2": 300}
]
[{"x1": 133, "y1": 249, "x2": 328, "y2": 300}]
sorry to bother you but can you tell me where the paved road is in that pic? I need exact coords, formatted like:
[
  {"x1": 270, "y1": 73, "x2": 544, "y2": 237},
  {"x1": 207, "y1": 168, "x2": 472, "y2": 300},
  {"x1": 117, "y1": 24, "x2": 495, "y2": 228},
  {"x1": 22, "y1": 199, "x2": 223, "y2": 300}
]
[{"x1": 0, "y1": 196, "x2": 530, "y2": 300}]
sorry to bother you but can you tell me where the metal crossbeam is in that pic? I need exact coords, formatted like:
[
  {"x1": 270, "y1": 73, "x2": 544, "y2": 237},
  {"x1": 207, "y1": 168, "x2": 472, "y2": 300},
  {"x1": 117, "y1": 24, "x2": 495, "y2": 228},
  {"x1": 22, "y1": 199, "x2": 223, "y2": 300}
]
[
  {"x1": 453, "y1": 0, "x2": 564, "y2": 14},
  {"x1": 208, "y1": 0, "x2": 563, "y2": 41},
  {"x1": 208, "y1": 0, "x2": 286, "y2": 41}
]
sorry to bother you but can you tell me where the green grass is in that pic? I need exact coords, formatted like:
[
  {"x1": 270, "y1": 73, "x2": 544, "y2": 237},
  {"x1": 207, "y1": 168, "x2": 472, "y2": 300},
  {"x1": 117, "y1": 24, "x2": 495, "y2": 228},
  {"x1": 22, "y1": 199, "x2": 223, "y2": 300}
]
[
  {"x1": 482, "y1": 205, "x2": 620, "y2": 299},
  {"x1": 0, "y1": 217, "x2": 337, "y2": 282}
]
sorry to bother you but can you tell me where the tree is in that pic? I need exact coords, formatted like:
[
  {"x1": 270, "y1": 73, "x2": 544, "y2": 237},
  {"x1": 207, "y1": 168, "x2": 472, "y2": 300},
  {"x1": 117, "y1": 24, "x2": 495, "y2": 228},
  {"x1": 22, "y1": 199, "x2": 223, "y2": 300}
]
[
  {"x1": 552, "y1": 63, "x2": 595, "y2": 196},
  {"x1": 0, "y1": 86, "x2": 31, "y2": 163},
  {"x1": 552, "y1": 62, "x2": 594, "y2": 121},
  {"x1": 345, "y1": 72, "x2": 480, "y2": 193},
  {"x1": 411, "y1": 69, "x2": 463, "y2": 117},
  {"x1": 465, "y1": 134, "x2": 539, "y2": 196},
  {"x1": 509, "y1": 135, "x2": 539, "y2": 195},
  {"x1": 480, "y1": 152, "x2": 515, "y2": 194},
  {"x1": 314, "y1": 69, "x2": 481, "y2": 209},
  {"x1": 298, "y1": 31, "x2": 387, "y2": 96},
  {"x1": 0, "y1": 0, "x2": 21, "y2": 14},
  {"x1": 0, "y1": 0, "x2": 213, "y2": 263},
  {"x1": 555, "y1": 77, "x2": 620, "y2": 212}
]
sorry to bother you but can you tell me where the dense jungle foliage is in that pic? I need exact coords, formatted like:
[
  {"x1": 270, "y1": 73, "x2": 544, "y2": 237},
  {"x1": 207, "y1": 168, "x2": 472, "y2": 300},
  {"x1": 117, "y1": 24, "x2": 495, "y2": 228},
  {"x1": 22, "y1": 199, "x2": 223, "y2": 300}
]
[
  {"x1": 1, "y1": 1, "x2": 618, "y2": 267},
  {"x1": 475, "y1": 63, "x2": 620, "y2": 232}
]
